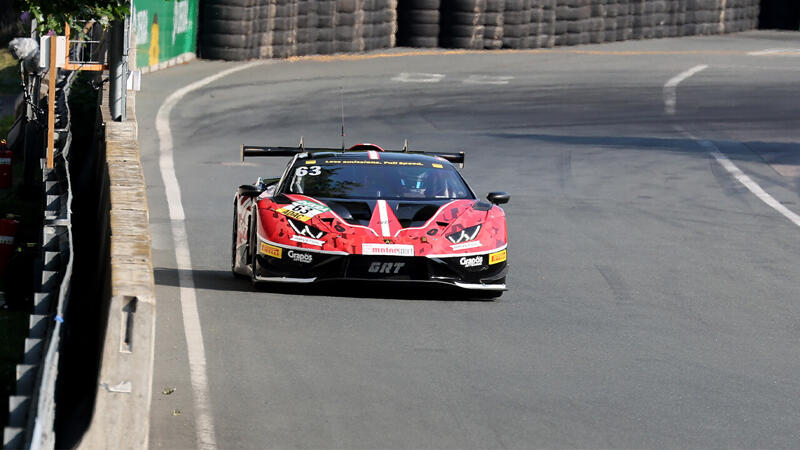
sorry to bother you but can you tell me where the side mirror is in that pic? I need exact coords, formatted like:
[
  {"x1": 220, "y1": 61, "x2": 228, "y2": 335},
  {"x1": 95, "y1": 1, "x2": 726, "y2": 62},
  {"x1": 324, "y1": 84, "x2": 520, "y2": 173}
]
[
  {"x1": 487, "y1": 192, "x2": 510, "y2": 205},
  {"x1": 238, "y1": 184, "x2": 262, "y2": 198}
]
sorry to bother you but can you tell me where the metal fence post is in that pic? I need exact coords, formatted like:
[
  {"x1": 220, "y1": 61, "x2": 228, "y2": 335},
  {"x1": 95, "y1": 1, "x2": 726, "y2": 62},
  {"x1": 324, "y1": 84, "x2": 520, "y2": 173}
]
[{"x1": 109, "y1": 19, "x2": 127, "y2": 122}]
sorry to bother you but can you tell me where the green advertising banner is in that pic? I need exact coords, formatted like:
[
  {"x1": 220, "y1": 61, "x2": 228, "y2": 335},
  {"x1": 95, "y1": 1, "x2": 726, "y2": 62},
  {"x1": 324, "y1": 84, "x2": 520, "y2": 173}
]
[{"x1": 132, "y1": 0, "x2": 198, "y2": 70}]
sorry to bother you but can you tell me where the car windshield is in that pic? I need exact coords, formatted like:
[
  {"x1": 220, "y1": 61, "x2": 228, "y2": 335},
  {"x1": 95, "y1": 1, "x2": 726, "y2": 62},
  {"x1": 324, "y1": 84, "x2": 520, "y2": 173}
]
[{"x1": 282, "y1": 159, "x2": 474, "y2": 200}]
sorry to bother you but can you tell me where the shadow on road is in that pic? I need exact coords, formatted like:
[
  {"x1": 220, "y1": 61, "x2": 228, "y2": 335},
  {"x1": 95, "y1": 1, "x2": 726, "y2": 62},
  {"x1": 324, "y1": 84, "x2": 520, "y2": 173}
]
[
  {"x1": 487, "y1": 132, "x2": 800, "y2": 161},
  {"x1": 154, "y1": 267, "x2": 498, "y2": 301}
]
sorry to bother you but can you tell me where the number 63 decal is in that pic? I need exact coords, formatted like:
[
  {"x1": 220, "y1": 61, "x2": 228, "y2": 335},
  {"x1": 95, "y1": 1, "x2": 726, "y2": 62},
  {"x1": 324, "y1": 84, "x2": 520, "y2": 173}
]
[{"x1": 295, "y1": 166, "x2": 321, "y2": 176}]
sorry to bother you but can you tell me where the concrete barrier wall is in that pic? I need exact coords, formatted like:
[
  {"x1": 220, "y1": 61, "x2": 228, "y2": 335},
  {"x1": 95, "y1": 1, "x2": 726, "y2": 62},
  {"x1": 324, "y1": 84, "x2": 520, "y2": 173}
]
[
  {"x1": 76, "y1": 85, "x2": 156, "y2": 450},
  {"x1": 198, "y1": 0, "x2": 758, "y2": 59}
]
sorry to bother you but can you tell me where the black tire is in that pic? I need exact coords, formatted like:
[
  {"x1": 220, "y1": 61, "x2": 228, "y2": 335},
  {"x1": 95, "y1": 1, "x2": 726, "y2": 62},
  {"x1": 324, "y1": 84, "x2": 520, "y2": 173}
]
[
  {"x1": 589, "y1": 30, "x2": 604, "y2": 43},
  {"x1": 206, "y1": 0, "x2": 259, "y2": 6},
  {"x1": 296, "y1": 42, "x2": 315, "y2": 56},
  {"x1": 272, "y1": 44, "x2": 295, "y2": 59},
  {"x1": 484, "y1": 38, "x2": 503, "y2": 49},
  {"x1": 566, "y1": 19, "x2": 588, "y2": 33},
  {"x1": 296, "y1": 28, "x2": 317, "y2": 44},
  {"x1": 202, "y1": 33, "x2": 250, "y2": 47},
  {"x1": 199, "y1": 46, "x2": 252, "y2": 61},
  {"x1": 232, "y1": 202, "x2": 246, "y2": 279},
  {"x1": 503, "y1": 12, "x2": 529, "y2": 26},
  {"x1": 485, "y1": 11, "x2": 503, "y2": 27},
  {"x1": 363, "y1": 9, "x2": 394, "y2": 23},
  {"x1": 444, "y1": 11, "x2": 486, "y2": 25},
  {"x1": 440, "y1": 35, "x2": 483, "y2": 48},
  {"x1": 272, "y1": 17, "x2": 295, "y2": 32},
  {"x1": 335, "y1": 12, "x2": 357, "y2": 26},
  {"x1": 317, "y1": 14, "x2": 335, "y2": 28},
  {"x1": 398, "y1": 9, "x2": 440, "y2": 24},
  {"x1": 272, "y1": 30, "x2": 295, "y2": 45},
  {"x1": 203, "y1": 5, "x2": 256, "y2": 21},
  {"x1": 441, "y1": 23, "x2": 483, "y2": 37},
  {"x1": 336, "y1": 0, "x2": 358, "y2": 13},
  {"x1": 504, "y1": 0, "x2": 524, "y2": 11},
  {"x1": 442, "y1": 0, "x2": 487, "y2": 13},
  {"x1": 317, "y1": 28, "x2": 335, "y2": 41},
  {"x1": 401, "y1": 35, "x2": 439, "y2": 47},
  {"x1": 335, "y1": 40, "x2": 357, "y2": 52},
  {"x1": 402, "y1": 0, "x2": 441, "y2": 9},
  {"x1": 503, "y1": 23, "x2": 528, "y2": 37},
  {"x1": 485, "y1": 25, "x2": 503, "y2": 39},
  {"x1": 486, "y1": 0, "x2": 505, "y2": 12},
  {"x1": 556, "y1": 6, "x2": 591, "y2": 21},
  {"x1": 315, "y1": 40, "x2": 335, "y2": 54},
  {"x1": 249, "y1": 211, "x2": 259, "y2": 287},
  {"x1": 335, "y1": 26, "x2": 355, "y2": 41}
]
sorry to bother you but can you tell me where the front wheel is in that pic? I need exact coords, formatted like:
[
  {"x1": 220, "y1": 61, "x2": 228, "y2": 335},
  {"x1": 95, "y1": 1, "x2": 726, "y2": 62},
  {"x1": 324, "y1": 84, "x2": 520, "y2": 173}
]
[
  {"x1": 231, "y1": 201, "x2": 247, "y2": 279},
  {"x1": 249, "y1": 210, "x2": 260, "y2": 287}
]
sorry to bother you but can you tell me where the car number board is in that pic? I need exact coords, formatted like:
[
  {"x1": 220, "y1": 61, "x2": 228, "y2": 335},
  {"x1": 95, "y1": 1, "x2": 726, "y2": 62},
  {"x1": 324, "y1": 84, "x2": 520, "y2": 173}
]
[{"x1": 276, "y1": 200, "x2": 330, "y2": 222}]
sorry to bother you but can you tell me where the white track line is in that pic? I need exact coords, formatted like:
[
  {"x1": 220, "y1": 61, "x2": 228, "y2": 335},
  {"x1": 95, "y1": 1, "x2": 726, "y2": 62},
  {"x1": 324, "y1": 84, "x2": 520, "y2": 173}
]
[
  {"x1": 666, "y1": 65, "x2": 800, "y2": 228},
  {"x1": 663, "y1": 64, "x2": 708, "y2": 115},
  {"x1": 747, "y1": 48, "x2": 800, "y2": 56},
  {"x1": 156, "y1": 61, "x2": 267, "y2": 450},
  {"x1": 675, "y1": 125, "x2": 800, "y2": 228},
  {"x1": 463, "y1": 75, "x2": 514, "y2": 85},
  {"x1": 391, "y1": 72, "x2": 445, "y2": 83}
]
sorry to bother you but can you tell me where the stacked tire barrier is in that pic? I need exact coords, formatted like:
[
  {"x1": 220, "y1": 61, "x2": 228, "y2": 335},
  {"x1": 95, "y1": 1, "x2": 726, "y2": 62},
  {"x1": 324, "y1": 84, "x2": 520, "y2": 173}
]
[
  {"x1": 397, "y1": 0, "x2": 440, "y2": 47},
  {"x1": 439, "y1": 0, "x2": 486, "y2": 49},
  {"x1": 400, "y1": 0, "x2": 758, "y2": 51},
  {"x1": 198, "y1": 0, "x2": 758, "y2": 59},
  {"x1": 199, "y1": 0, "x2": 397, "y2": 60}
]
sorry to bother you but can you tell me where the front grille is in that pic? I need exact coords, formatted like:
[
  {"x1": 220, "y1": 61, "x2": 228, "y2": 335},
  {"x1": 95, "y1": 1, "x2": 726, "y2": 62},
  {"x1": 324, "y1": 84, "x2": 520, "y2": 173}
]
[{"x1": 345, "y1": 256, "x2": 429, "y2": 280}]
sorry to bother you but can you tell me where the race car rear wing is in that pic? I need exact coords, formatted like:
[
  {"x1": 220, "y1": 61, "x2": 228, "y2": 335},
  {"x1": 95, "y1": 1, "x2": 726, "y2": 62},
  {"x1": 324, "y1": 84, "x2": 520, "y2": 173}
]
[{"x1": 241, "y1": 140, "x2": 465, "y2": 168}]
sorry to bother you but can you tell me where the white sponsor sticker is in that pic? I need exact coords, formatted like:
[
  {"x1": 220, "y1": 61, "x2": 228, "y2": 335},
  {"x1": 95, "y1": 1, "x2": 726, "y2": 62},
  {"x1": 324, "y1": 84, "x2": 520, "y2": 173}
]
[
  {"x1": 0, "y1": 158, "x2": 11, "y2": 165},
  {"x1": 450, "y1": 241, "x2": 483, "y2": 251},
  {"x1": 0, "y1": 236, "x2": 13, "y2": 245},
  {"x1": 290, "y1": 235, "x2": 324, "y2": 247},
  {"x1": 459, "y1": 256, "x2": 484, "y2": 267},
  {"x1": 286, "y1": 250, "x2": 313, "y2": 263},
  {"x1": 362, "y1": 243, "x2": 414, "y2": 257}
]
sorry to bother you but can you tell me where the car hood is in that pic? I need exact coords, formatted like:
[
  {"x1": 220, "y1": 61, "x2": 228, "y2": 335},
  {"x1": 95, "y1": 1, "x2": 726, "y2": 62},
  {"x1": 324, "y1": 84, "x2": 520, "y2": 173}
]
[{"x1": 258, "y1": 194, "x2": 506, "y2": 257}]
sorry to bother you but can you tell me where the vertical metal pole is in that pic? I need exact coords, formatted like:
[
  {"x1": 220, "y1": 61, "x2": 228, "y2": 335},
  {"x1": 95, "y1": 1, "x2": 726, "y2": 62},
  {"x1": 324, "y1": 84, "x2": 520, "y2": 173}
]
[
  {"x1": 23, "y1": 20, "x2": 41, "y2": 188},
  {"x1": 47, "y1": 36, "x2": 56, "y2": 169},
  {"x1": 109, "y1": 20, "x2": 126, "y2": 122}
]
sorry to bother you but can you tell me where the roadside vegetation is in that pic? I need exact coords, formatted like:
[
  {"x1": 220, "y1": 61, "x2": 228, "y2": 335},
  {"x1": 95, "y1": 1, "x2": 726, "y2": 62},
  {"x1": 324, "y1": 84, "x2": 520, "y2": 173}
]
[{"x1": 0, "y1": 49, "x2": 20, "y2": 97}]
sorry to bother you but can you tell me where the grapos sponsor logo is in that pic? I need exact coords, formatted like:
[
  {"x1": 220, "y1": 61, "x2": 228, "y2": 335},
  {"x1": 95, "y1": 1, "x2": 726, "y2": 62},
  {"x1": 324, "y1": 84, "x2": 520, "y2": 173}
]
[
  {"x1": 287, "y1": 250, "x2": 313, "y2": 263},
  {"x1": 459, "y1": 256, "x2": 483, "y2": 268}
]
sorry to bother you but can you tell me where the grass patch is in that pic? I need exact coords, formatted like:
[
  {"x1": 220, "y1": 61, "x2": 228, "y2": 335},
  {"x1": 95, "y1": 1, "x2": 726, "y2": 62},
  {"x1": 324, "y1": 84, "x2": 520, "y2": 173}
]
[
  {"x1": 0, "y1": 49, "x2": 21, "y2": 95},
  {"x1": 0, "y1": 113, "x2": 14, "y2": 137}
]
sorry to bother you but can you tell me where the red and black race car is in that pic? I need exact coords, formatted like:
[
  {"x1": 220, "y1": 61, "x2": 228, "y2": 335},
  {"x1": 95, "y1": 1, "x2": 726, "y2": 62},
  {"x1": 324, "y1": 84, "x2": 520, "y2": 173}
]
[{"x1": 232, "y1": 142, "x2": 509, "y2": 297}]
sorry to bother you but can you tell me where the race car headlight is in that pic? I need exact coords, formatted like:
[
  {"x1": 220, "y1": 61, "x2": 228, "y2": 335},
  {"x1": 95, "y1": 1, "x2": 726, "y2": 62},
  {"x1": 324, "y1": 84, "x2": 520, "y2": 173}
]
[
  {"x1": 446, "y1": 224, "x2": 481, "y2": 244},
  {"x1": 287, "y1": 218, "x2": 326, "y2": 239}
]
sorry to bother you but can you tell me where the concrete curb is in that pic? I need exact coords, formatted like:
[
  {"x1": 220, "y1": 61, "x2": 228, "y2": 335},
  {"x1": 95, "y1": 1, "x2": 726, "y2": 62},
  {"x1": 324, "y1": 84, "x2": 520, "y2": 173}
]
[{"x1": 77, "y1": 85, "x2": 156, "y2": 450}]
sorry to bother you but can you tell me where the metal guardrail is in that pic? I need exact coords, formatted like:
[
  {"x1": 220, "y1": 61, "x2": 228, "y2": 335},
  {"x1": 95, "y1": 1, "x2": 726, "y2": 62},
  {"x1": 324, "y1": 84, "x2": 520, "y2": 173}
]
[{"x1": 3, "y1": 68, "x2": 78, "y2": 449}]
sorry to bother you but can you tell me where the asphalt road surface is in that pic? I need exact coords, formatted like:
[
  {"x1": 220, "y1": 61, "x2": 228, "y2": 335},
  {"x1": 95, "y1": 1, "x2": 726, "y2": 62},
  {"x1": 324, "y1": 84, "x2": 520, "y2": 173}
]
[{"x1": 137, "y1": 31, "x2": 800, "y2": 448}]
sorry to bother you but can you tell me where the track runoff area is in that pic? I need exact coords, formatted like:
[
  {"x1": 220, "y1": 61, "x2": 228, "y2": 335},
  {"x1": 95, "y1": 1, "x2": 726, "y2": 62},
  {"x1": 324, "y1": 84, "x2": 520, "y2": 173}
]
[{"x1": 138, "y1": 31, "x2": 800, "y2": 449}]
